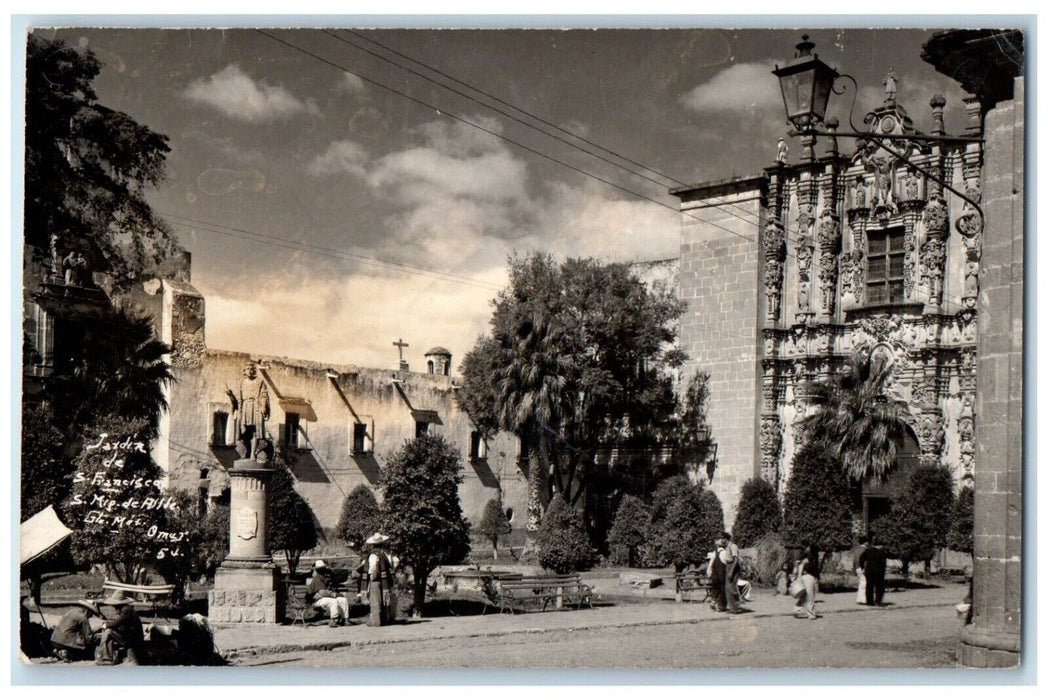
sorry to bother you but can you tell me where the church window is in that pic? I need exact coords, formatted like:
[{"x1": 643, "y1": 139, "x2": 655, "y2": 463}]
[
  {"x1": 416, "y1": 421, "x2": 430, "y2": 438},
  {"x1": 469, "y1": 430, "x2": 487, "y2": 461},
  {"x1": 866, "y1": 228, "x2": 905, "y2": 304}
]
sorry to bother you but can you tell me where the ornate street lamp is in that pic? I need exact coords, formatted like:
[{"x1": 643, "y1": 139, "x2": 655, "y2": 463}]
[
  {"x1": 771, "y1": 34, "x2": 985, "y2": 223},
  {"x1": 772, "y1": 35, "x2": 839, "y2": 131}
]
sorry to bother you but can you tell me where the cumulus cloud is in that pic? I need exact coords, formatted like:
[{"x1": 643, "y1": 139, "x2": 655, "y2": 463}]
[
  {"x1": 195, "y1": 270, "x2": 501, "y2": 371},
  {"x1": 339, "y1": 71, "x2": 366, "y2": 93},
  {"x1": 681, "y1": 61, "x2": 783, "y2": 116},
  {"x1": 183, "y1": 65, "x2": 318, "y2": 121},
  {"x1": 307, "y1": 139, "x2": 369, "y2": 178}
]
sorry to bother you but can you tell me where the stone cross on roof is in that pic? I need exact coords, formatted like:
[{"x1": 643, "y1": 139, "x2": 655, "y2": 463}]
[{"x1": 393, "y1": 338, "x2": 409, "y2": 361}]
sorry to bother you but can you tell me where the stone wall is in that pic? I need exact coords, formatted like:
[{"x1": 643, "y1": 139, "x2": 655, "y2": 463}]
[
  {"x1": 674, "y1": 176, "x2": 764, "y2": 525},
  {"x1": 961, "y1": 76, "x2": 1023, "y2": 667},
  {"x1": 146, "y1": 280, "x2": 528, "y2": 547}
]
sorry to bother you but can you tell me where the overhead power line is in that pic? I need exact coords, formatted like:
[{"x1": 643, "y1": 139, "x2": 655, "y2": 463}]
[
  {"x1": 252, "y1": 29, "x2": 974, "y2": 314},
  {"x1": 161, "y1": 211, "x2": 504, "y2": 292}
]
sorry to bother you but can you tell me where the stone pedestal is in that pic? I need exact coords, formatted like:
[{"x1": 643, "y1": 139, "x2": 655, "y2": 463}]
[
  {"x1": 208, "y1": 563, "x2": 281, "y2": 624},
  {"x1": 208, "y1": 457, "x2": 281, "y2": 624}
]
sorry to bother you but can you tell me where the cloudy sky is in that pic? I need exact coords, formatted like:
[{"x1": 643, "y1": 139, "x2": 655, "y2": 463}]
[{"x1": 36, "y1": 26, "x2": 972, "y2": 372}]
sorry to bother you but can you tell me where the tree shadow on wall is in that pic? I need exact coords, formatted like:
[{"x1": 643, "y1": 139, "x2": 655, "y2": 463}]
[{"x1": 352, "y1": 454, "x2": 382, "y2": 485}]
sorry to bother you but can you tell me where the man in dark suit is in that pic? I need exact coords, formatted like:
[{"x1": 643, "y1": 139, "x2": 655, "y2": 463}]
[{"x1": 858, "y1": 536, "x2": 888, "y2": 606}]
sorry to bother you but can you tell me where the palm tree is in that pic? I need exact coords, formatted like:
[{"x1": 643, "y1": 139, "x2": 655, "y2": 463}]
[
  {"x1": 800, "y1": 348, "x2": 911, "y2": 483},
  {"x1": 55, "y1": 304, "x2": 173, "y2": 438},
  {"x1": 494, "y1": 309, "x2": 570, "y2": 543}
]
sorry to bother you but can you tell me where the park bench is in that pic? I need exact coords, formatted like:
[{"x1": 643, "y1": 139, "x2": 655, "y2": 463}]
[
  {"x1": 672, "y1": 570, "x2": 712, "y2": 604},
  {"x1": 495, "y1": 574, "x2": 593, "y2": 614},
  {"x1": 97, "y1": 579, "x2": 178, "y2": 622}
]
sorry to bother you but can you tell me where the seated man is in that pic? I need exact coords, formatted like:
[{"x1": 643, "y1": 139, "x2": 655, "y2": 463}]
[
  {"x1": 307, "y1": 560, "x2": 350, "y2": 627},
  {"x1": 96, "y1": 591, "x2": 146, "y2": 665},
  {"x1": 50, "y1": 600, "x2": 104, "y2": 662}
]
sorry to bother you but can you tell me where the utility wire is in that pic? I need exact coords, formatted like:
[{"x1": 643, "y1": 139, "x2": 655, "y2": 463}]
[
  {"x1": 161, "y1": 211, "x2": 504, "y2": 292},
  {"x1": 333, "y1": 28, "x2": 787, "y2": 242},
  {"x1": 253, "y1": 29, "x2": 974, "y2": 314},
  {"x1": 254, "y1": 29, "x2": 765, "y2": 250}
]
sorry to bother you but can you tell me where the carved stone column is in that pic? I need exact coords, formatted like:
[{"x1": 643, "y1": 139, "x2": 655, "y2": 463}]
[
  {"x1": 759, "y1": 414, "x2": 783, "y2": 485},
  {"x1": 763, "y1": 218, "x2": 787, "y2": 325},
  {"x1": 816, "y1": 209, "x2": 841, "y2": 317},
  {"x1": 209, "y1": 447, "x2": 281, "y2": 624}
]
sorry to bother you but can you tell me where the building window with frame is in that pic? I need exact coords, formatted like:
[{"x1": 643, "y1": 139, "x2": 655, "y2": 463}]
[
  {"x1": 212, "y1": 411, "x2": 229, "y2": 446},
  {"x1": 866, "y1": 228, "x2": 905, "y2": 305},
  {"x1": 469, "y1": 430, "x2": 488, "y2": 461},
  {"x1": 352, "y1": 421, "x2": 372, "y2": 455},
  {"x1": 283, "y1": 412, "x2": 301, "y2": 449},
  {"x1": 415, "y1": 421, "x2": 430, "y2": 438}
]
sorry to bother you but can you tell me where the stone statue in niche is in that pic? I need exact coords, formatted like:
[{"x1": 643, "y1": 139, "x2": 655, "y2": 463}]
[
  {"x1": 854, "y1": 182, "x2": 867, "y2": 208},
  {"x1": 964, "y1": 260, "x2": 979, "y2": 298},
  {"x1": 61, "y1": 251, "x2": 89, "y2": 287},
  {"x1": 776, "y1": 137, "x2": 788, "y2": 164},
  {"x1": 904, "y1": 172, "x2": 920, "y2": 201},
  {"x1": 228, "y1": 361, "x2": 271, "y2": 459},
  {"x1": 798, "y1": 279, "x2": 810, "y2": 309}
]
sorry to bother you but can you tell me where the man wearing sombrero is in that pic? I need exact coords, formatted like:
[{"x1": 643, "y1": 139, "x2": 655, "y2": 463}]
[
  {"x1": 365, "y1": 533, "x2": 396, "y2": 626},
  {"x1": 306, "y1": 560, "x2": 350, "y2": 627},
  {"x1": 50, "y1": 599, "x2": 103, "y2": 662},
  {"x1": 95, "y1": 590, "x2": 146, "y2": 665}
]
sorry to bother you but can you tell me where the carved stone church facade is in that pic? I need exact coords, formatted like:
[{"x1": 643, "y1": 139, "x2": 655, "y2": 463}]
[{"x1": 671, "y1": 83, "x2": 982, "y2": 524}]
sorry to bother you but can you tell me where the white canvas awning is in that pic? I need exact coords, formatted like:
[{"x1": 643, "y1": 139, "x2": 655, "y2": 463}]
[{"x1": 20, "y1": 505, "x2": 73, "y2": 567}]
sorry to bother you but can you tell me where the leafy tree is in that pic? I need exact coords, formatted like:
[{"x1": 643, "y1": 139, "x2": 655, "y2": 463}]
[
  {"x1": 155, "y1": 494, "x2": 230, "y2": 603},
  {"x1": 877, "y1": 464, "x2": 955, "y2": 576},
  {"x1": 536, "y1": 495, "x2": 598, "y2": 574},
  {"x1": 268, "y1": 453, "x2": 319, "y2": 576},
  {"x1": 380, "y1": 435, "x2": 471, "y2": 617},
  {"x1": 801, "y1": 349, "x2": 911, "y2": 483},
  {"x1": 24, "y1": 34, "x2": 183, "y2": 290},
  {"x1": 20, "y1": 403, "x2": 70, "y2": 520},
  {"x1": 948, "y1": 485, "x2": 975, "y2": 555},
  {"x1": 475, "y1": 497, "x2": 513, "y2": 560},
  {"x1": 669, "y1": 371, "x2": 716, "y2": 471},
  {"x1": 459, "y1": 254, "x2": 686, "y2": 547},
  {"x1": 650, "y1": 478, "x2": 722, "y2": 572},
  {"x1": 606, "y1": 495, "x2": 651, "y2": 567},
  {"x1": 336, "y1": 485, "x2": 381, "y2": 547},
  {"x1": 781, "y1": 439, "x2": 854, "y2": 567},
  {"x1": 732, "y1": 477, "x2": 783, "y2": 548},
  {"x1": 64, "y1": 416, "x2": 175, "y2": 584}
]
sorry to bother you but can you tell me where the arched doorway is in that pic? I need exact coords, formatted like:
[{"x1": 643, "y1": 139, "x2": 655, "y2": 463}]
[{"x1": 862, "y1": 425, "x2": 920, "y2": 532}]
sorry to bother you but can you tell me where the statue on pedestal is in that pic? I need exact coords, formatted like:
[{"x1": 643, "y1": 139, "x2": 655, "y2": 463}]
[{"x1": 227, "y1": 361, "x2": 271, "y2": 460}]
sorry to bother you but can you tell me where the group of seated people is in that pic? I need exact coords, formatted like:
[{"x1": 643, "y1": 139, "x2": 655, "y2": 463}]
[
  {"x1": 304, "y1": 532, "x2": 401, "y2": 628},
  {"x1": 44, "y1": 589, "x2": 218, "y2": 665}
]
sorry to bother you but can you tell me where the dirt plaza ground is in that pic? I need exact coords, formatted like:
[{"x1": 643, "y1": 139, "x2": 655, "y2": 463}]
[{"x1": 225, "y1": 579, "x2": 968, "y2": 669}]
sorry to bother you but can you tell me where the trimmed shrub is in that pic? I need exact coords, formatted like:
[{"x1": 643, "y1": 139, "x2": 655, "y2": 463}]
[
  {"x1": 606, "y1": 495, "x2": 651, "y2": 567},
  {"x1": 878, "y1": 464, "x2": 955, "y2": 576},
  {"x1": 781, "y1": 439, "x2": 854, "y2": 561},
  {"x1": 732, "y1": 477, "x2": 783, "y2": 548},
  {"x1": 537, "y1": 495, "x2": 598, "y2": 574},
  {"x1": 650, "y1": 479, "x2": 723, "y2": 572},
  {"x1": 947, "y1": 485, "x2": 974, "y2": 555},
  {"x1": 336, "y1": 485, "x2": 381, "y2": 547},
  {"x1": 752, "y1": 532, "x2": 790, "y2": 585},
  {"x1": 476, "y1": 497, "x2": 513, "y2": 560}
]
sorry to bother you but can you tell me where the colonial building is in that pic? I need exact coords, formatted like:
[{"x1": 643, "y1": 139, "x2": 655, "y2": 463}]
[{"x1": 669, "y1": 67, "x2": 986, "y2": 527}]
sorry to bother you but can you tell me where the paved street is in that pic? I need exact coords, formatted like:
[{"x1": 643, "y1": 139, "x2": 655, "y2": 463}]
[{"x1": 229, "y1": 581, "x2": 967, "y2": 669}]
